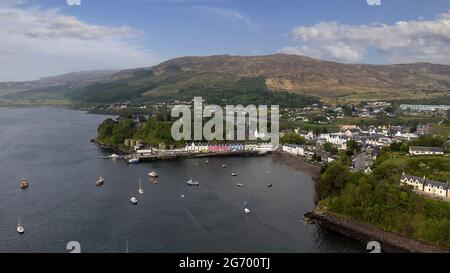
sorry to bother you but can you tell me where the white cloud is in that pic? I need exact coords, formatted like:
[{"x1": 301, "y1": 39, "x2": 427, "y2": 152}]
[
  {"x1": 0, "y1": 2, "x2": 157, "y2": 81},
  {"x1": 196, "y1": 6, "x2": 261, "y2": 32},
  {"x1": 280, "y1": 10, "x2": 450, "y2": 64}
]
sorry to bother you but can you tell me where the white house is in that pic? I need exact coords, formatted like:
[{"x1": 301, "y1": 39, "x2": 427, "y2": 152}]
[
  {"x1": 400, "y1": 173, "x2": 425, "y2": 191},
  {"x1": 409, "y1": 146, "x2": 444, "y2": 156},
  {"x1": 424, "y1": 180, "x2": 449, "y2": 198},
  {"x1": 401, "y1": 172, "x2": 449, "y2": 198},
  {"x1": 282, "y1": 144, "x2": 305, "y2": 156}
]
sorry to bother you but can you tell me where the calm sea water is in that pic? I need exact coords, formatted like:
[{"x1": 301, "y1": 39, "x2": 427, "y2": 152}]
[{"x1": 0, "y1": 107, "x2": 363, "y2": 253}]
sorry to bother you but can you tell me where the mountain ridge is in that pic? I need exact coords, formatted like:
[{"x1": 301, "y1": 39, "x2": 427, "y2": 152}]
[{"x1": 1, "y1": 54, "x2": 450, "y2": 104}]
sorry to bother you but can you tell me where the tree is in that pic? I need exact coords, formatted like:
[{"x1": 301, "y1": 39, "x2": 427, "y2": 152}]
[
  {"x1": 346, "y1": 139, "x2": 359, "y2": 156},
  {"x1": 280, "y1": 133, "x2": 306, "y2": 145},
  {"x1": 316, "y1": 162, "x2": 350, "y2": 200},
  {"x1": 323, "y1": 142, "x2": 338, "y2": 155},
  {"x1": 410, "y1": 135, "x2": 444, "y2": 147}
]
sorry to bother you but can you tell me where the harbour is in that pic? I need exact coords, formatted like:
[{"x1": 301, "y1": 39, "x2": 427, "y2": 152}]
[{"x1": 0, "y1": 107, "x2": 363, "y2": 253}]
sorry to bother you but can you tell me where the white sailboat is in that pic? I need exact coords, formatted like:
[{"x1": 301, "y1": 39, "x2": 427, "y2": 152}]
[
  {"x1": 244, "y1": 201, "x2": 250, "y2": 214},
  {"x1": 138, "y1": 178, "x2": 144, "y2": 194},
  {"x1": 17, "y1": 215, "x2": 24, "y2": 234}
]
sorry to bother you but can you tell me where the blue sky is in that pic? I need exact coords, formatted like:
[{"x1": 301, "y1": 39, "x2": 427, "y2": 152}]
[{"x1": 1, "y1": 0, "x2": 450, "y2": 80}]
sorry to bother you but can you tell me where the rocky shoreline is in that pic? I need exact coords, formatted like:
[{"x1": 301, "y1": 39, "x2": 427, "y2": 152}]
[
  {"x1": 304, "y1": 210, "x2": 447, "y2": 253},
  {"x1": 273, "y1": 151, "x2": 446, "y2": 253}
]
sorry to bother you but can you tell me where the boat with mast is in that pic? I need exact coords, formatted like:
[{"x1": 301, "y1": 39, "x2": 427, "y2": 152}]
[
  {"x1": 138, "y1": 178, "x2": 144, "y2": 194},
  {"x1": 17, "y1": 215, "x2": 24, "y2": 234}
]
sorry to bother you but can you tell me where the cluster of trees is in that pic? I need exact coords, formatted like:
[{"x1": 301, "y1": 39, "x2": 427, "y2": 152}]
[
  {"x1": 280, "y1": 133, "x2": 306, "y2": 145},
  {"x1": 316, "y1": 149, "x2": 450, "y2": 249},
  {"x1": 410, "y1": 135, "x2": 445, "y2": 148},
  {"x1": 177, "y1": 77, "x2": 320, "y2": 108},
  {"x1": 97, "y1": 116, "x2": 178, "y2": 148}
]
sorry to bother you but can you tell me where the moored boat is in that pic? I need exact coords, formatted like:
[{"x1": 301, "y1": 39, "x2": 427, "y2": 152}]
[
  {"x1": 130, "y1": 197, "x2": 138, "y2": 205},
  {"x1": 236, "y1": 183, "x2": 244, "y2": 187},
  {"x1": 17, "y1": 216, "x2": 24, "y2": 234},
  {"x1": 186, "y1": 179, "x2": 199, "y2": 186},
  {"x1": 19, "y1": 179, "x2": 29, "y2": 189},
  {"x1": 128, "y1": 157, "x2": 140, "y2": 164},
  {"x1": 231, "y1": 173, "x2": 238, "y2": 177},
  {"x1": 138, "y1": 178, "x2": 144, "y2": 194},
  {"x1": 148, "y1": 171, "x2": 159, "y2": 178},
  {"x1": 222, "y1": 164, "x2": 227, "y2": 168},
  {"x1": 95, "y1": 176, "x2": 105, "y2": 186}
]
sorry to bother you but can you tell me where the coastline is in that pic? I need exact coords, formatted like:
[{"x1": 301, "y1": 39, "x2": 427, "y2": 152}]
[
  {"x1": 90, "y1": 142, "x2": 448, "y2": 253},
  {"x1": 304, "y1": 210, "x2": 448, "y2": 253},
  {"x1": 271, "y1": 151, "x2": 447, "y2": 253},
  {"x1": 271, "y1": 151, "x2": 321, "y2": 179}
]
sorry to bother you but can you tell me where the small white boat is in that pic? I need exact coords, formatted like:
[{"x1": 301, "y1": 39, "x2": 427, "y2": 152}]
[
  {"x1": 222, "y1": 164, "x2": 227, "y2": 168},
  {"x1": 130, "y1": 197, "x2": 138, "y2": 205},
  {"x1": 148, "y1": 171, "x2": 159, "y2": 178},
  {"x1": 186, "y1": 179, "x2": 199, "y2": 186},
  {"x1": 110, "y1": 154, "x2": 119, "y2": 159},
  {"x1": 205, "y1": 160, "x2": 209, "y2": 164},
  {"x1": 17, "y1": 216, "x2": 24, "y2": 234},
  {"x1": 244, "y1": 208, "x2": 251, "y2": 214},
  {"x1": 236, "y1": 183, "x2": 244, "y2": 187},
  {"x1": 138, "y1": 178, "x2": 144, "y2": 194},
  {"x1": 231, "y1": 173, "x2": 238, "y2": 177},
  {"x1": 128, "y1": 158, "x2": 140, "y2": 164},
  {"x1": 180, "y1": 194, "x2": 185, "y2": 198}
]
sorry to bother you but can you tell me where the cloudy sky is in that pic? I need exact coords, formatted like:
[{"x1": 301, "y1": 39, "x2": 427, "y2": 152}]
[{"x1": 1, "y1": 0, "x2": 450, "y2": 81}]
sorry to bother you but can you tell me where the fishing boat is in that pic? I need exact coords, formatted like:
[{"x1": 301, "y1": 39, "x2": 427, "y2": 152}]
[
  {"x1": 138, "y1": 178, "x2": 144, "y2": 194},
  {"x1": 186, "y1": 179, "x2": 199, "y2": 187},
  {"x1": 130, "y1": 197, "x2": 138, "y2": 205},
  {"x1": 17, "y1": 216, "x2": 24, "y2": 234},
  {"x1": 19, "y1": 179, "x2": 29, "y2": 189},
  {"x1": 236, "y1": 183, "x2": 244, "y2": 187},
  {"x1": 231, "y1": 173, "x2": 238, "y2": 177},
  {"x1": 148, "y1": 171, "x2": 159, "y2": 178},
  {"x1": 128, "y1": 157, "x2": 140, "y2": 164},
  {"x1": 95, "y1": 176, "x2": 105, "y2": 187}
]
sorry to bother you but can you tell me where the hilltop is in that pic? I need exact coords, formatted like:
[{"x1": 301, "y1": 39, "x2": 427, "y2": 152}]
[{"x1": 1, "y1": 54, "x2": 450, "y2": 105}]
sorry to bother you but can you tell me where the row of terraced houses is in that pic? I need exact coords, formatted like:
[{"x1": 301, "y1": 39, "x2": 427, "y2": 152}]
[{"x1": 400, "y1": 172, "x2": 450, "y2": 199}]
